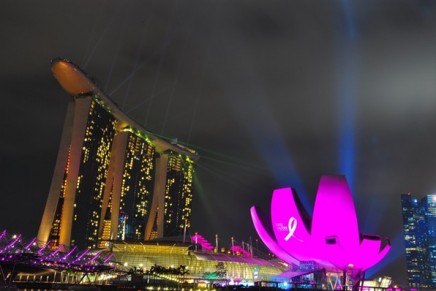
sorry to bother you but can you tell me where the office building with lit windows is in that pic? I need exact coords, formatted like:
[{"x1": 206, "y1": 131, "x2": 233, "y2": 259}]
[
  {"x1": 401, "y1": 193, "x2": 436, "y2": 288},
  {"x1": 38, "y1": 59, "x2": 199, "y2": 249}
]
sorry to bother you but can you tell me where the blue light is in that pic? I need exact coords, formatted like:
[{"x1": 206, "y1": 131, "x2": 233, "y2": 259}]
[
  {"x1": 366, "y1": 233, "x2": 404, "y2": 278},
  {"x1": 362, "y1": 195, "x2": 389, "y2": 233},
  {"x1": 340, "y1": 0, "x2": 357, "y2": 40},
  {"x1": 337, "y1": 0, "x2": 358, "y2": 193},
  {"x1": 337, "y1": 58, "x2": 357, "y2": 192},
  {"x1": 221, "y1": 49, "x2": 311, "y2": 214},
  {"x1": 255, "y1": 134, "x2": 311, "y2": 214}
]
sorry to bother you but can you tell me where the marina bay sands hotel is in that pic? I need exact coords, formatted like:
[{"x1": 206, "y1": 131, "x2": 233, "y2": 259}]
[{"x1": 38, "y1": 59, "x2": 199, "y2": 249}]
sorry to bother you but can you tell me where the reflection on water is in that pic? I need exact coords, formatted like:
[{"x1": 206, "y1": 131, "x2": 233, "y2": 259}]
[{"x1": 20, "y1": 289, "x2": 98, "y2": 291}]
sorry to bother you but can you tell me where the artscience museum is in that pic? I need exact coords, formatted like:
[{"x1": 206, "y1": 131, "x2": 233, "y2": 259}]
[{"x1": 251, "y1": 175, "x2": 391, "y2": 290}]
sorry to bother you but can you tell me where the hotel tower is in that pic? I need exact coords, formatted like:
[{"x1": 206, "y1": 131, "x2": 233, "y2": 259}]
[
  {"x1": 401, "y1": 193, "x2": 436, "y2": 288},
  {"x1": 37, "y1": 59, "x2": 199, "y2": 249}
]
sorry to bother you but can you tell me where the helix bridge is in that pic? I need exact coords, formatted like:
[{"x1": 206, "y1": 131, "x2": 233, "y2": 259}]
[{"x1": 0, "y1": 230, "x2": 115, "y2": 285}]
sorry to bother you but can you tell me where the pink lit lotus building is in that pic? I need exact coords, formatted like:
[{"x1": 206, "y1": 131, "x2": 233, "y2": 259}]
[{"x1": 251, "y1": 175, "x2": 390, "y2": 279}]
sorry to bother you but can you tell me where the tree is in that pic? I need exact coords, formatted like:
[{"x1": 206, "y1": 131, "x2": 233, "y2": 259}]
[{"x1": 215, "y1": 262, "x2": 227, "y2": 278}]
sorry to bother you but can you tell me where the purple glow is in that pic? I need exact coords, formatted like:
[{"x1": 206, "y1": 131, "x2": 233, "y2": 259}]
[
  {"x1": 62, "y1": 245, "x2": 77, "y2": 260},
  {"x1": 44, "y1": 245, "x2": 63, "y2": 259},
  {"x1": 251, "y1": 175, "x2": 391, "y2": 273},
  {"x1": 229, "y1": 245, "x2": 252, "y2": 257},
  {"x1": 37, "y1": 241, "x2": 51, "y2": 255},
  {"x1": 23, "y1": 237, "x2": 37, "y2": 250},
  {"x1": 0, "y1": 230, "x2": 7, "y2": 240},
  {"x1": 0, "y1": 234, "x2": 21, "y2": 253},
  {"x1": 250, "y1": 206, "x2": 300, "y2": 266},
  {"x1": 71, "y1": 248, "x2": 90, "y2": 263},
  {"x1": 271, "y1": 187, "x2": 313, "y2": 262},
  {"x1": 103, "y1": 253, "x2": 114, "y2": 264},
  {"x1": 191, "y1": 233, "x2": 214, "y2": 251},
  {"x1": 87, "y1": 250, "x2": 103, "y2": 263},
  {"x1": 0, "y1": 231, "x2": 119, "y2": 273}
]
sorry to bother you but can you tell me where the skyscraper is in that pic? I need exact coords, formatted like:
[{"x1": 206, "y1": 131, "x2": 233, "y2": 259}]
[
  {"x1": 37, "y1": 59, "x2": 199, "y2": 249},
  {"x1": 401, "y1": 193, "x2": 436, "y2": 288}
]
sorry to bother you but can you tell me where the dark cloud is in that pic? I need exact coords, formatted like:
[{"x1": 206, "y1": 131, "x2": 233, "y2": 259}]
[{"x1": 2, "y1": 0, "x2": 436, "y2": 285}]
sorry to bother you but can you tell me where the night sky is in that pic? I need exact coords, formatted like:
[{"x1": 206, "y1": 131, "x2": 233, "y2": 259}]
[{"x1": 2, "y1": 0, "x2": 436, "y2": 285}]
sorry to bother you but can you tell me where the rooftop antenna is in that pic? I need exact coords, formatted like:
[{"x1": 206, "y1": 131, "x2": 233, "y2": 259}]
[{"x1": 215, "y1": 234, "x2": 219, "y2": 253}]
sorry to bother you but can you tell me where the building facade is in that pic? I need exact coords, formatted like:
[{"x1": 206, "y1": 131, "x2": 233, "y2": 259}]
[
  {"x1": 110, "y1": 241, "x2": 284, "y2": 283},
  {"x1": 250, "y1": 176, "x2": 391, "y2": 290},
  {"x1": 38, "y1": 59, "x2": 199, "y2": 249},
  {"x1": 401, "y1": 193, "x2": 436, "y2": 288}
]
